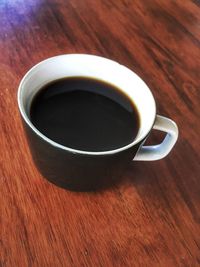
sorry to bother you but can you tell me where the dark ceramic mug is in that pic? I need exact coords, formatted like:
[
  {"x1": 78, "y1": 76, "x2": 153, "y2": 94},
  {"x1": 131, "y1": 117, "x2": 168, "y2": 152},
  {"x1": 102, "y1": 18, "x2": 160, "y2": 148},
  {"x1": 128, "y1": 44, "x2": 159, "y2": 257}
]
[{"x1": 18, "y1": 54, "x2": 178, "y2": 191}]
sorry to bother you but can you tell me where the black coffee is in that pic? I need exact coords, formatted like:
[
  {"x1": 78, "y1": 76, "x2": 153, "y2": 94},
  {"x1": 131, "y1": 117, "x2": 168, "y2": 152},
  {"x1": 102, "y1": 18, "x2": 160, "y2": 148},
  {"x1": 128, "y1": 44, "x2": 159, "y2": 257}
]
[{"x1": 30, "y1": 77, "x2": 140, "y2": 151}]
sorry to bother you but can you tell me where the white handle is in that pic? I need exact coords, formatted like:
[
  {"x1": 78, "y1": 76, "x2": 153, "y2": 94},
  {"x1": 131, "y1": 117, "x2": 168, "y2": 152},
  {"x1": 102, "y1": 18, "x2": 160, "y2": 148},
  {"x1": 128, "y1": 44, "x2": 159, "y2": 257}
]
[{"x1": 134, "y1": 115, "x2": 178, "y2": 161}]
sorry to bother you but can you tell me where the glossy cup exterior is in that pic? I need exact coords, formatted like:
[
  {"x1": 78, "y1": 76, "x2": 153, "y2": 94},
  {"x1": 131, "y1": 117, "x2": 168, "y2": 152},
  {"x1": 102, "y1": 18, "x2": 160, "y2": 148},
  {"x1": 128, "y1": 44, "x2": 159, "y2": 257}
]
[
  {"x1": 25, "y1": 124, "x2": 143, "y2": 191},
  {"x1": 18, "y1": 54, "x2": 157, "y2": 191}
]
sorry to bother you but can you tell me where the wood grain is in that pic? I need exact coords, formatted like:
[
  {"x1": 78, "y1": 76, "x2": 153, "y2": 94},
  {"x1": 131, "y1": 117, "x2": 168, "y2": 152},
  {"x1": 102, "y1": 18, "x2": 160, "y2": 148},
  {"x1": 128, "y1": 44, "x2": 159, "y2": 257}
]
[{"x1": 1, "y1": 0, "x2": 200, "y2": 266}]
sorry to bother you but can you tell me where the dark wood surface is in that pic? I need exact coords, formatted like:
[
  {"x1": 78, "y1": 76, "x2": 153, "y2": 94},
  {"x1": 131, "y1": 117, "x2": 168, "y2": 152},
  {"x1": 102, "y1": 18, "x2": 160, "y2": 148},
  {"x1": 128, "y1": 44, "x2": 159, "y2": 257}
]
[{"x1": 1, "y1": 0, "x2": 200, "y2": 266}]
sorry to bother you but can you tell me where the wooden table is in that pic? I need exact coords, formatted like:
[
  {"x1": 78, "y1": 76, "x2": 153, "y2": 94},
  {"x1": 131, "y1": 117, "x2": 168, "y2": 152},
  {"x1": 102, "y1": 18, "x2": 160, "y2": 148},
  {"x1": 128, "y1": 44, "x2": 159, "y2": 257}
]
[{"x1": 1, "y1": 1, "x2": 200, "y2": 266}]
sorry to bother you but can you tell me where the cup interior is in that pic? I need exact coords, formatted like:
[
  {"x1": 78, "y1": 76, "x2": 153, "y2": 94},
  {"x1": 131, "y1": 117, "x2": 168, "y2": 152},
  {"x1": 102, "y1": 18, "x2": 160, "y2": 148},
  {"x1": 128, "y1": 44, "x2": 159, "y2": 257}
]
[{"x1": 18, "y1": 54, "x2": 156, "y2": 154}]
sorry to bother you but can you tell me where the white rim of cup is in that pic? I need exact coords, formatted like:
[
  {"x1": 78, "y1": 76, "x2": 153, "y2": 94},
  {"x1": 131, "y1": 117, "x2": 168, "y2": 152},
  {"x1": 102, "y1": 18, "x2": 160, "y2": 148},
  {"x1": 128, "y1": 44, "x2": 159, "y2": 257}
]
[{"x1": 17, "y1": 54, "x2": 156, "y2": 156}]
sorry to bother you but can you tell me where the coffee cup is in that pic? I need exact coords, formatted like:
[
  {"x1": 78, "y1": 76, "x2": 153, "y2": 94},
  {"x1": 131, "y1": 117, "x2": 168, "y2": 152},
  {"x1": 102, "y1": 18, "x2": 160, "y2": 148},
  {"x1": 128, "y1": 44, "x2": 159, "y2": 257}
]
[{"x1": 18, "y1": 54, "x2": 178, "y2": 191}]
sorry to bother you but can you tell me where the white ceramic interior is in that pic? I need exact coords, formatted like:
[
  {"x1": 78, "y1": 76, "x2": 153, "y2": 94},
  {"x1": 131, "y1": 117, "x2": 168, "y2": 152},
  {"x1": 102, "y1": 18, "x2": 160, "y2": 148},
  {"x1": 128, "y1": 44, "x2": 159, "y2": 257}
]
[{"x1": 18, "y1": 54, "x2": 156, "y2": 155}]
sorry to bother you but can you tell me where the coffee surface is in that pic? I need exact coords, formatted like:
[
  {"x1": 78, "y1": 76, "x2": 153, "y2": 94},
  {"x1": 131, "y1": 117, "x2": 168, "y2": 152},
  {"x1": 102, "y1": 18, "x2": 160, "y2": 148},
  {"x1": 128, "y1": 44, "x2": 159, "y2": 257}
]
[{"x1": 30, "y1": 77, "x2": 140, "y2": 151}]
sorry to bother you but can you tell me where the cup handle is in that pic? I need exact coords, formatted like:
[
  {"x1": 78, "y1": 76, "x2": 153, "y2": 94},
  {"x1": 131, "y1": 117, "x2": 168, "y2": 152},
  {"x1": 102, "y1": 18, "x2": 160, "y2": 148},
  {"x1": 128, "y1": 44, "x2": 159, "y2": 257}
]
[{"x1": 134, "y1": 115, "x2": 178, "y2": 161}]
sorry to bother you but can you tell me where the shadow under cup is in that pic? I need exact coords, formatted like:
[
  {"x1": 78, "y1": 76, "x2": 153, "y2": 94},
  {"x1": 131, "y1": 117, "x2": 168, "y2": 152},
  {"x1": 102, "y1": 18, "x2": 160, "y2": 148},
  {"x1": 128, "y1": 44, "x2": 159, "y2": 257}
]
[{"x1": 18, "y1": 54, "x2": 156, "y2": 191}]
